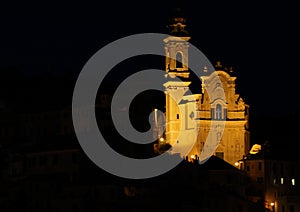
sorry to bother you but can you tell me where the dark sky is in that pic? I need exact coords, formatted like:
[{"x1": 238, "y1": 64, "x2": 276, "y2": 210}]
[{"x1": 1, "y1": 1, "x2": 299, "y2": 148}]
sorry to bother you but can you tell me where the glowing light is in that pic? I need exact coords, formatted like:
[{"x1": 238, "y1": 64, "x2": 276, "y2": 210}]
[
  {"x1": 292, "y1": 178, "x2": 295, "y2": 186},
  {"x1": 270, "y1": 202, "x2": 275, "y2": 206},
  {"x1": 234, "y1": 162, "x2": 239, "y2": 167},
  {"x1": 154, "y1": 108, "x2": 158, "y2": 127},
  {"x1": 281, "y1": 178, "x2": 284, "y2": 184},
  {"x1": 191, "y1": 155, "x2": 195, "y2": 159},
  {"x1": 249, "y1": 144, "x2": 261, "y2": 154},
  {"x1": 159, "y1": 137, "x2": 164, "y2": 142}
]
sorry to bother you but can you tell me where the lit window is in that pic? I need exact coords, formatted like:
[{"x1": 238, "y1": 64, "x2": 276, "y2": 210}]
[
  {"x1": 216, "y1": 104, "x2": 222, "y2": 120},
  {"x1": 281, "y1": 177, "x2": 284, "y2": 184},
  {"x1": 292, "y1": 178, "x2": 295, "y2": 186}
]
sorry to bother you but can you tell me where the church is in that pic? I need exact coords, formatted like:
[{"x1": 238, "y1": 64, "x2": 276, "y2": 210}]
[{"x1": 156, "y1": 10, "x2": 250, "y2": 167}]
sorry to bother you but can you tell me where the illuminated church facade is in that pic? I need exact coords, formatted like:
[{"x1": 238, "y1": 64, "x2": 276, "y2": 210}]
[{"x1": 157, "y1": 13, "x2": 250, "y2": 167}]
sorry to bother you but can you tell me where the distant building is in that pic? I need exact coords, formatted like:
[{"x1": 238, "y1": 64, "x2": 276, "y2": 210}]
[
  {"x1": 238, "y1": 144, "x2": 300, "y2": 212},
  {"x1": 1, "y1": 147, "x2": 264, "y2": 212},
  {"x1": 160, "y1": 9, "x2": 250, "y2": 166}
]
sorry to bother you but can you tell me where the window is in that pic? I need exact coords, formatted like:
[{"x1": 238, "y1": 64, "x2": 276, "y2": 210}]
[
  {"x1": 211, "y1": 108, "x2": 215, "y2": 119},
  {"x1": 176, "y1": 52, "x2": 183, "y2": 68},
  {"x1": 176, "y1": 114, "x2": 179, "y2": 119},
  {"x1": 292, "y1": 178, "x2": 295, "y2": 186},
  {"x1": 281, "y1": 177, "x2": 284, "y2": 184},
  {"x1": 223, "y1": 108, "x2": 227, "y2": 119},
  {"x1": 258, "y1": 162, "x2": 262, "y2": 171},
  {"x1": 216, "y1": 104, "x2": 222, "y2": 120}
]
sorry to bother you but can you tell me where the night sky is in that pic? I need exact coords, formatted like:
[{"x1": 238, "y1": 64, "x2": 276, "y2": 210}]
[{"x1": 1, "y1": 1, "x2": 299, "y2": 154}]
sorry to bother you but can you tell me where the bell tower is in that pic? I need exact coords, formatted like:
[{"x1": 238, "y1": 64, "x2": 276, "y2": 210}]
[
  {"x1": 162, "y1": 9, "x2": 192, "y2": 147},
  {"x1": 164, "y1": 8, "x2": 190, "y2": 79}
]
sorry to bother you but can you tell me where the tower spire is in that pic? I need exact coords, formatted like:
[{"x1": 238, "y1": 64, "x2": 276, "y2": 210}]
[
  {"x1": 164, "y1": 6, "x2": 190, "y2": 78},
  {"x1": 167, "y1": 2, "x2": 188, "y2": 36}
]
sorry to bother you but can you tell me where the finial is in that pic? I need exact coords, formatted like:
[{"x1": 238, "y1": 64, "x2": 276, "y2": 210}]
[
  {"x1": 215, "y1": 61, "x2": 222, "y2": 68},
  {"x1": 167, "y1": 7, "x2": 189, "y2": 36}
]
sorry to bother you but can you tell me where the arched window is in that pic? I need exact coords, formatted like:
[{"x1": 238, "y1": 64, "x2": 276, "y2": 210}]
[
  {"x1": 216, "y1": 104, "x2": 222, "y2": 120},
  {"x1": 176, "y1": 52, "x2": 183, "y2": 68}
]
